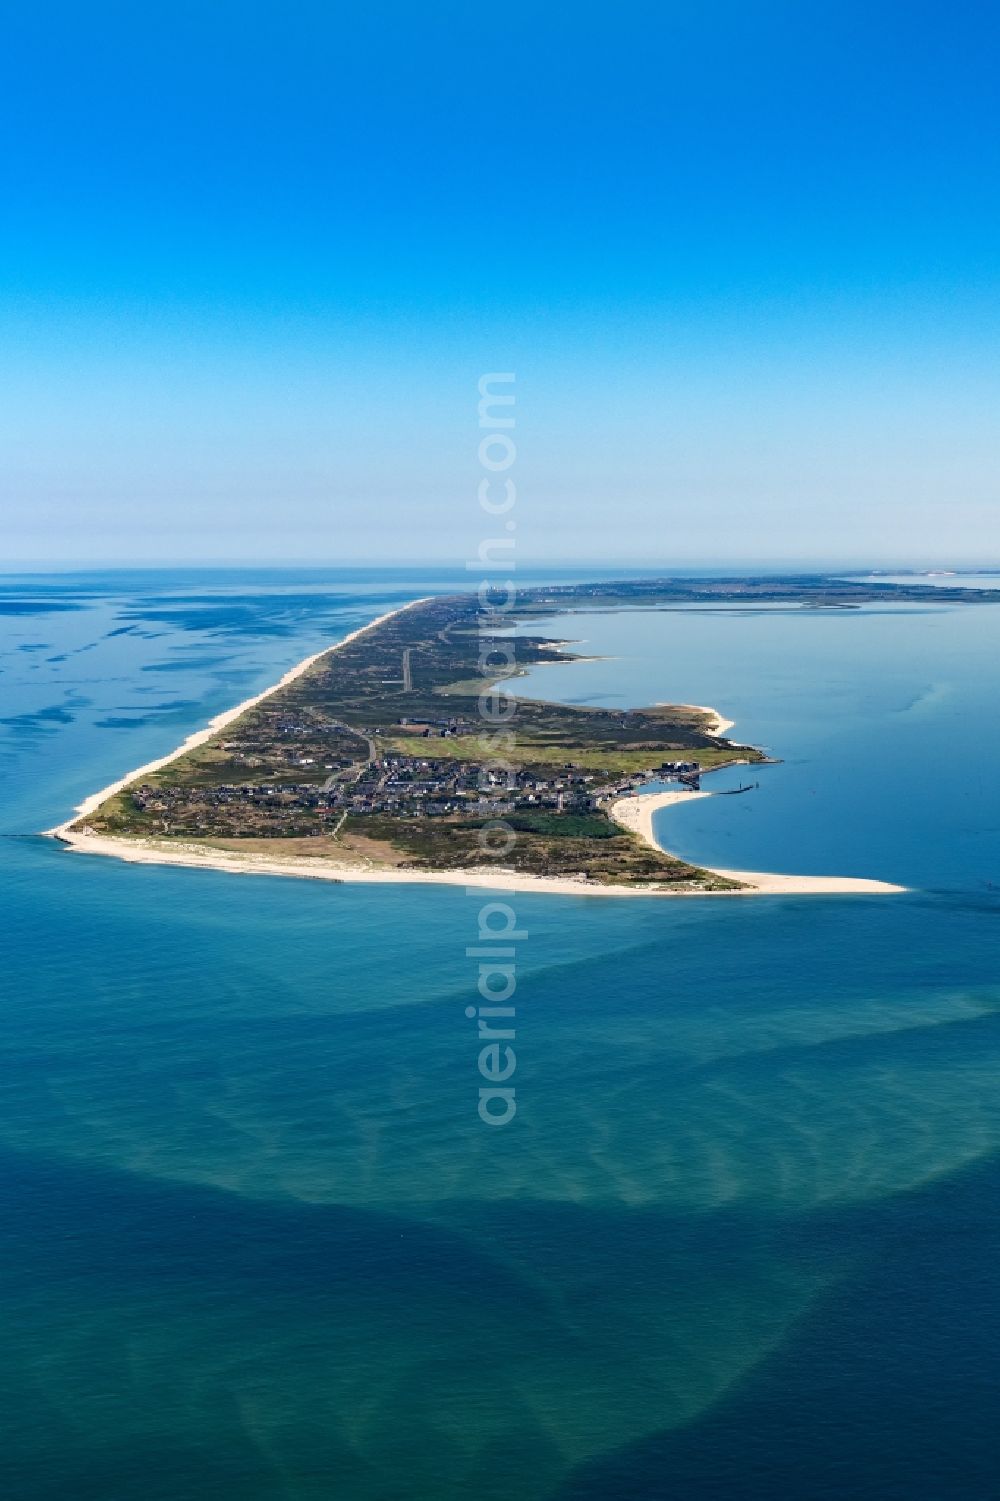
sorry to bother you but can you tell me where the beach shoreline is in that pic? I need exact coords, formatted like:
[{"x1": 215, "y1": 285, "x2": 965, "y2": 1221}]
[
  {"x1": 42, "y1": 825, "x2": 728, "y2": 898},
  {"x1": 609, "y1": 790, "x2": 906, "y2": 895},
  {"x1": 48, "y1": 811, "x2": 906, "y2": 898},
  {"x1": 675, "y1": 703, "x2": 736, "y2": 736}
]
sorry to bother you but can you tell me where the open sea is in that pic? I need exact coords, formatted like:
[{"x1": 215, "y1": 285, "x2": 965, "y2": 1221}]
[{"x1": 3, "y1": 568, "x2": 1000, "y2": 1499}]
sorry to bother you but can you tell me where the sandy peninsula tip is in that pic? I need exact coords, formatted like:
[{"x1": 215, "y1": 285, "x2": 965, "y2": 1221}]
[{"x1": 609, "y1": 790, "x2": 906, "y2": 896}]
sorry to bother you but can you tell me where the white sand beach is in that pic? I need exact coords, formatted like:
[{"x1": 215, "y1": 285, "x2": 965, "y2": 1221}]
[
  {"x1": 693, "y1": 704, "x2": 736, "y2": 736},
  {"x1": 50, "y1": 815, "x2": 906, "y2": 898},
  {"x1": 46, "y1": 826, "x2": 710, "y2": 898},
  {"x1": 666, "y1": 703, "x2": 736, "y2": 736},
  {"x1": 609, "y1": 790, "x2": 906, "y2": 895}
]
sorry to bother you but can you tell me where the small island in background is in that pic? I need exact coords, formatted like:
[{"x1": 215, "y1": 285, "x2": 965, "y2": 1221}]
[{"x1": 51, "y1": 573, "x2": 987, "y2": 896}]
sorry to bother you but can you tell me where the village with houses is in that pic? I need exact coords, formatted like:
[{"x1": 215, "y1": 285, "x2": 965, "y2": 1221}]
[{"x1": 128, "y1": 706, "x2": 705, "y2": 839}]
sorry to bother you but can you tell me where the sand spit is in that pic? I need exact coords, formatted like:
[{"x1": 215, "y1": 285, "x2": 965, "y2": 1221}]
[
  {"x1": 660, "y1": 703, "x2": 737, "y2": 736},
  {"x1": 687, "y1": 703, "x2": 736, "y2": 736},
  {"x1": 609, "y1": 791, "x2": 906, "y2": 896}
]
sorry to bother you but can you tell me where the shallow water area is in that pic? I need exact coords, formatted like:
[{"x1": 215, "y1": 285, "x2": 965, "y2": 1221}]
[{"x1": 3, "y1": 571, "x2": 1000, "y2": 1498}]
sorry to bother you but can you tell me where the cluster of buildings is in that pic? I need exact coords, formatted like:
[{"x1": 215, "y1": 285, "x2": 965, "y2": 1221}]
[
  {"x1": 130, "y1": 750, "x2": 704, "y2": 835},
  {"x1": 348, "y1": 757, "x2": 605, "y2": 818},
  {"x1": 395, "y1": 716, "x2": 474, "y2": 738}
]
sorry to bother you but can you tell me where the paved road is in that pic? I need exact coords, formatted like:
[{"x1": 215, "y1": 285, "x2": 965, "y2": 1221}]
[{"x1": 320, "y1": 722, "x2": 376, "y2": 790}]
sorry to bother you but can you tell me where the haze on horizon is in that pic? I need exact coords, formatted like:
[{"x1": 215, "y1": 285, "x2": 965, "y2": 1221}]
[{"x1": 2, "y1": 2, "x2": 999, "y2": 570}]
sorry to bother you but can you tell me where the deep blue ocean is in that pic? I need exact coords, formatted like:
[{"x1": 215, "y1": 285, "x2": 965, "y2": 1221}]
[{"x1": 3, "y1": 569, "x2": 1000, "y2": 1500}]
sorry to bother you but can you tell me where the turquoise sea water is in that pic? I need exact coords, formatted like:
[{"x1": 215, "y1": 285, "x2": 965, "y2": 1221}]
[{"x1": 3, "y1": 571, "x2": 1000, "y2": 1499}]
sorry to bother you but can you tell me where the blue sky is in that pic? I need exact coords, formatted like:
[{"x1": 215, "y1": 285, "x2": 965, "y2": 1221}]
[{"x1": 3, "y1": 1, "x2": 1000, "y2": 567}]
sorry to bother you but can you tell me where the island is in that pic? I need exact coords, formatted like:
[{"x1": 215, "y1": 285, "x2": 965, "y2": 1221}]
[{"x1": 45, "y1": 574, "x2": 962, "y2": 896}]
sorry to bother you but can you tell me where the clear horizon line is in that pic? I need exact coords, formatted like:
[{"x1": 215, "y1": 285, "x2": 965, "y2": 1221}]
[{"x1": 4, "y1": 558, "x2": 1000, "y2": 576}]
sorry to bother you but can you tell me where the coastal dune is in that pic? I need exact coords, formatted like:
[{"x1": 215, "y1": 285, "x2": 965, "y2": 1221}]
[
  {"x1": 45, "y1": 827, "x2": 689, "y2": 899},
  {"x1": 671, "y1": 703, "x2": 736, "y2": 736},
  {"x1": 52, "y1": 805, "x2": 906, "y2": 899}
]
